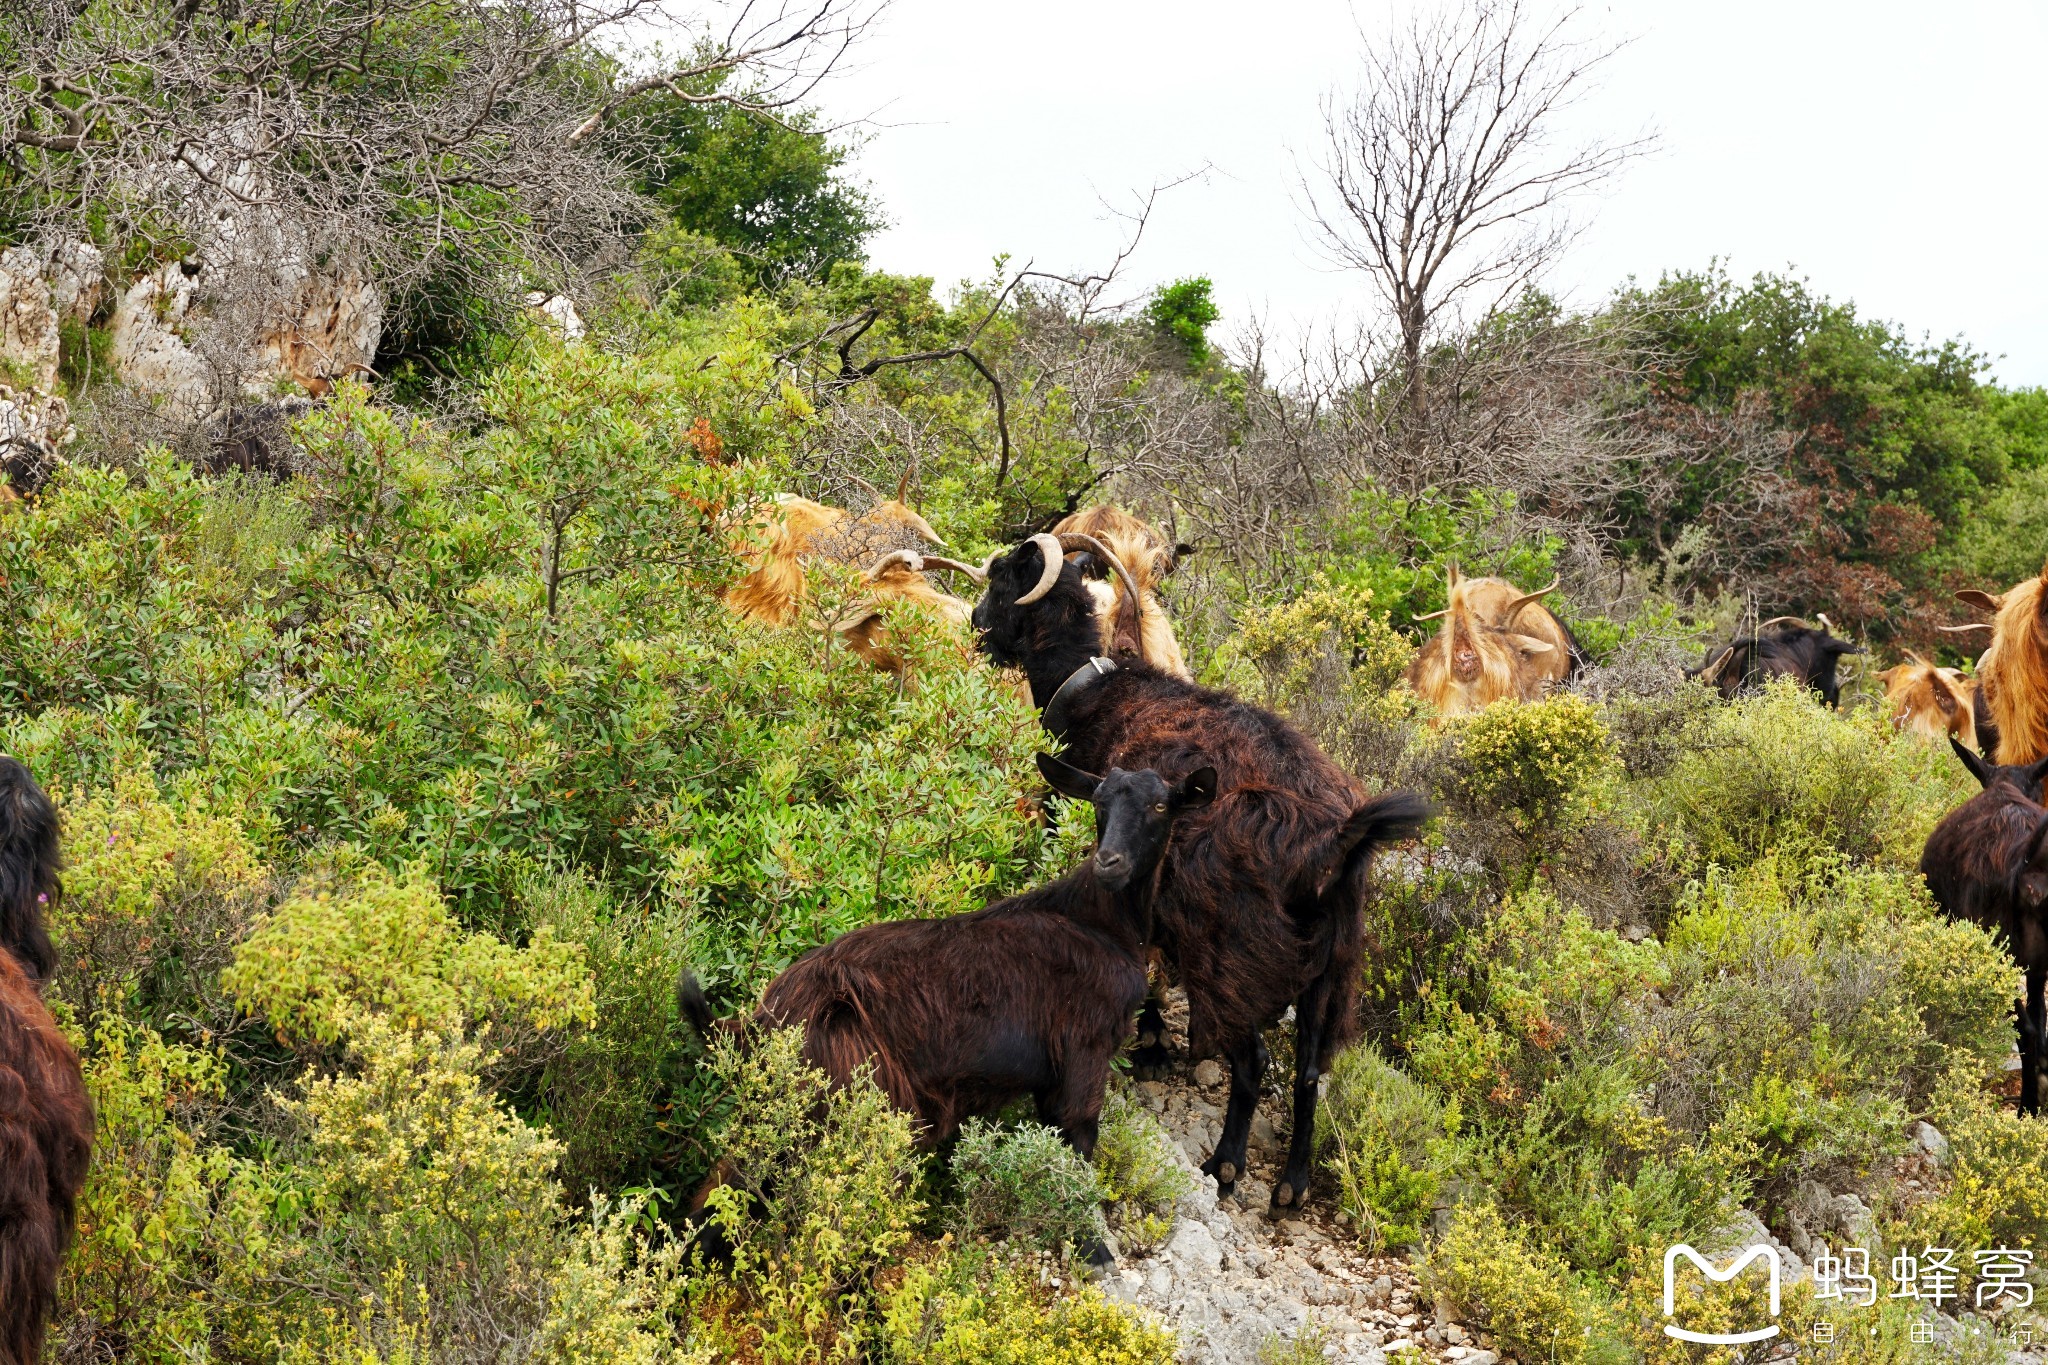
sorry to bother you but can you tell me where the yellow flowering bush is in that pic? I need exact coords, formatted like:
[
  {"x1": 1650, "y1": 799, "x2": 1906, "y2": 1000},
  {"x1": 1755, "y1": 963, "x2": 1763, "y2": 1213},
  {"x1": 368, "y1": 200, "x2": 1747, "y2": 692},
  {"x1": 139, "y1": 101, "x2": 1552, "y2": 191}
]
[
  {"x1": 879, "y1": 1248, "x2": 1177, "y2": 1365},
  {"x1": 222, "y1": 868, "x2": 594, "y2": 1046}
]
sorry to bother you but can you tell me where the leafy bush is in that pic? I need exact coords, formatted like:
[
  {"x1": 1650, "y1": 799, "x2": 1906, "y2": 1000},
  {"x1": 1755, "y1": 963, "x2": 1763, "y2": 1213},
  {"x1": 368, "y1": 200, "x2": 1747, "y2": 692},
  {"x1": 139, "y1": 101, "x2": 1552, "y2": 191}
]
[
  {"x1": 47, "y1": 768, "x2": 268, "y2": 1023},
  {"x1": 1447, "y1": 694, "x2": 1614, "y2": 835},
  {"x1": 689, "y1": 1028, "x2": 924, "y2": 1361},
  {"x1": 1317, "y1": 1043, "x2": 1444, "y2": 1251},
  {"x1": 878, "y1": 1244, "x2": 1177, "y2": 1365},
  {"x1": 1091, "y1": 1089, "x2": 1192, "y2": 1254},
  {"x1": 1905, "y1": 1072, "x2": 2048, "y2": 1256},
  {"x1": 949, "y1": 1119, "x2": 1106, "y2": 1257},
  {"x1": 1422, "y1": 1202, "x2": 1603, "y2": 1365},
  {"x1": 1645, "y1": 678, "x2": 1970, "y2": 867},
  {"x1": 222, "y1": 868, "x2": 594, "y2": 1048}
]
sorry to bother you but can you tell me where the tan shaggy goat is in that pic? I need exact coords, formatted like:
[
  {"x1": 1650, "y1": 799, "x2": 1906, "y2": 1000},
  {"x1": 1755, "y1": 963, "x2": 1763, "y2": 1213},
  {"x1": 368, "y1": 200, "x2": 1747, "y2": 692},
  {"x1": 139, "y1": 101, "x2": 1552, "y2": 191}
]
[
  {"x1": 1049, "y1": 505, "x2": 1192, "y2": 678},
  {"x1": 1403, "y1": 564, "x2": 1580, "y2": 721},
  {"x1": 1967, "y1": 571, "x2": 2048, "y2": 764},
  {"x1": 723, "y1": 490, "x2": 983, "y2": 673},
  {"x1": 1875, "y1": 652, "x2": 1979, "y2": 749}
]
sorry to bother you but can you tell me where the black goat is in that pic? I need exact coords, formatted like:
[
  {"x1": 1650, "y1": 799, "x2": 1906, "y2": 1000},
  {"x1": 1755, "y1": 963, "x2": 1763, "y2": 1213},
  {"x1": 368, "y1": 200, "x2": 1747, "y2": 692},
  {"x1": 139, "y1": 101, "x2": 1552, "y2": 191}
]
[
  {"x1": 970, "y1": 536, "x2": 1431, "y2": 1210},
  {"x1": 1689, "y1": 618, "x2": 1861, "y2": 706},
  {"x1": 682, "y1": 753, "x2": 1215, "y2": 1159},
  {"x1": 1921, "y1": 737, "x2": 2048, "y2": 1115}
]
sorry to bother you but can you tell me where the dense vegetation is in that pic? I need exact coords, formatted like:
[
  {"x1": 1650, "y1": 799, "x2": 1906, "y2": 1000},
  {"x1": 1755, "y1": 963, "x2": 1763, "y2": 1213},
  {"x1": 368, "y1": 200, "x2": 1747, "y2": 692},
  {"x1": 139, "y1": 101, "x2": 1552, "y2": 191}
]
[{"x1": 7, "y1": 2, "x2": 2048, "y2": 1359}]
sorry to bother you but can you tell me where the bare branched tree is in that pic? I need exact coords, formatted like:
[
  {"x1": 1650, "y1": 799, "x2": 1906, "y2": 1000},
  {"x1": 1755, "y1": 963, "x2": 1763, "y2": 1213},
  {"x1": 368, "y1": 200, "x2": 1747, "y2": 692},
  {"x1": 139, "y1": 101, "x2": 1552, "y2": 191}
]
[
  {"x1": 1303, "y1": 0, "x2": 1652, "y2": 452},
  {"x1": 0, "y1": 0, "x2": 878, "y2": 323}
]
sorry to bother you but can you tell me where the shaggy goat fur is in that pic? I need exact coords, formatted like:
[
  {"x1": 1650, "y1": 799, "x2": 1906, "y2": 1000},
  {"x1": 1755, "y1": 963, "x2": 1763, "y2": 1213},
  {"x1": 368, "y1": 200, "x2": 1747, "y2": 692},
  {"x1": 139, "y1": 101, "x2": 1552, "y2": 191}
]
[
  {"x1": 1921, "y1": 738, "x2": 2048, "y2": 1114},
  {"x1": 685, "y1": 756, "x2": 1216, "y2": 1161},
  {"x1": 1689, "y1": 620, "x2": 1860, "y2": 706},
  {"x1": 1876, "y1": 653, "x2": 1979, "y2": 749},
  {"x1": 1051, "y1": 505, "x2": 1192, "y2": 678},
  {"x1": 1404, "y1": 565, "x2": 1581, "y2": 720},
  {"x1": 1980, "y1": 568, "x2": 2048, "y2": 764},
  {"x1": 971, "y1": 538, "x2": 1431, "y2": 1210},
  {"x1": 0, "y1": 756, "x2": 93, "y2": 1365},
  {"x1": 723, "y1": 495, "x2": 969, "y2": 672}
]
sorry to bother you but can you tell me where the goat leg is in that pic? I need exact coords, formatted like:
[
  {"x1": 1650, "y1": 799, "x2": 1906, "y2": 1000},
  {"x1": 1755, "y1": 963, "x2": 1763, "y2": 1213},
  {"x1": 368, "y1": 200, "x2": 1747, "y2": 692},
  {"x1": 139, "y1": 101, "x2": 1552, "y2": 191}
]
[
  {"x1": 1273, "y1": 977, "x2": 1332, "y2": 1212},
  {"x1": 1201, "y1": 1032, "x2": 1267, "y2": 1198},
  {"x1": 1046, "y1": 1051, "x2": 1118, "y2": 1271},
  {"x1": 2021, "y1": 966, "x2": 2046, "y2": 1118},
  {"x1": 1130, "y1": 986, "x2": 1171, "y2": 1081}
]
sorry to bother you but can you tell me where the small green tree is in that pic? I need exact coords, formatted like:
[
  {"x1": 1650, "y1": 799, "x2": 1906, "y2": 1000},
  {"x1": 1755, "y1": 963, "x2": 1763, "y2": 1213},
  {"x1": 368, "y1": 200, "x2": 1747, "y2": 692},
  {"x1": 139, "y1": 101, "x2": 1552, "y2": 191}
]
[{"x1": 1143, "y1": 277, "x2": 1221, "y2": 365}]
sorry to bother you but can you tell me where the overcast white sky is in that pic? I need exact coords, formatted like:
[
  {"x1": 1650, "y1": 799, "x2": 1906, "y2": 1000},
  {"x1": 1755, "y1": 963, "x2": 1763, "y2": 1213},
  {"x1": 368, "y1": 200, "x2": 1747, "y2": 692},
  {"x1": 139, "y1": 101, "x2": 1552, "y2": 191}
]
[{"x1": 819, "y1": 0, "x2": 2048, "y2": 385}]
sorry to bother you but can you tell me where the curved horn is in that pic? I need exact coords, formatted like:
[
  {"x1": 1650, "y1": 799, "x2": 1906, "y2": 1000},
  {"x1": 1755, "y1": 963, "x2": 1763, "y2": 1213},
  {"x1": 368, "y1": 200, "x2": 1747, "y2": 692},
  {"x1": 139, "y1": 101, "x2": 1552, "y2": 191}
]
[
  {"x1": 895, "y1": 467, "x2": 911, "y2": 501},
  {"x1": 1414, "y1": 608, "x2": 1450, "y2": 622},
  {"x1": 1816, "y1": 612, "x2": 1839, "y2": 636},
  {"x1": 863, "y1": 548, "x2": 925, "y2": 580},
  {"x1": 1938, "y1": 622, "x2": 1996, "y2": 633},
  {"x1": 1502, "y1": 577, "x2": 1560, "y2": 624},
  {"x1": 918, "y1": 554, "x2": 990, "y2": 583},
  {"x1": 1057, "y1": 532, "x2": 1141, "y2": 608},
  {"x1": 1015, "y1": 533, "x2": 1066, "y2": 605},
  {"x1": 1757, "y1": 615, "x2": 1808, "y2": 631}
]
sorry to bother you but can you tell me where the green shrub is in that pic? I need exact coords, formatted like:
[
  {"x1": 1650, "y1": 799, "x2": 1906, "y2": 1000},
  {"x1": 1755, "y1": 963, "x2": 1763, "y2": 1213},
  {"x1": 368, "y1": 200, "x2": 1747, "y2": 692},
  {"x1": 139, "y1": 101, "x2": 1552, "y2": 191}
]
[
  {"x1": 1905, "y1": 1071, "x2": 2048, "y2": 1255},
  {"x1": 949, "y1": 1119, "x2": 1106, "y2": 1256},
  {"x1": 1256, "y1": 1321, "x2": 1331, "y2": 1364},
  {"x1": 1318, "y1": 1043, "x2": 1445, "y2": 1251},
  {"x1": 1089, "y1": 1089, "x2": 1191, "y2": 1254},
  {"x1": 1422, "y1": 1202, "x2": 1602, "y2": 1365},
  {"x1": 49, "y1": 768, "x2": 269, "y2": 1023},
  {"x1": 877, "y1": 1243, "x2": 1176, "y2": 1365},
  {"x1": 222, "y1": 867, "x2": 594, "y2": 1048},
  {"x1": 1448, "y1": 693, "x2": 1614, "y2": 836},
  {"x1": 689, "y1": 1027, "x2": 924, "y2": 1361},
  {"x1": 1645, "y1": 678, "x2": 1970, "y2": 867}
]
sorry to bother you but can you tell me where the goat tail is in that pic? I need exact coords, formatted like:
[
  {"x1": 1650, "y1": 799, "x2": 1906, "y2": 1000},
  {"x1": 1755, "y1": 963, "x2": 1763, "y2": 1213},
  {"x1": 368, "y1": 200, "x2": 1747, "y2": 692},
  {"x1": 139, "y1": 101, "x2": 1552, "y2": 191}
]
[
  {"x1": 1314, "y1": 791, "x2": 1434, "y2": 899},
  {"x1": 675, "y1": 972, "x2": 719, "y2": 1045}
]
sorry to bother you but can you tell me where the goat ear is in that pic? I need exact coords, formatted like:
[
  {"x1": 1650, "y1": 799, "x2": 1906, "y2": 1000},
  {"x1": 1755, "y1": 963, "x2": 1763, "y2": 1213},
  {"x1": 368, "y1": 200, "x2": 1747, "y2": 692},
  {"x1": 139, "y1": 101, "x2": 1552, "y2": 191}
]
[
  {"x1": 2023, "y1": 752, "x2": 2048, "y2": 797},
  {"x1": 1952, "y1": 735, "x2": 1996, "y2": 788},
  {"x1": 1957, "y1": 589, "x2": 2002, "y2": 614},
  {"x1": 1173, "y1": 767, "x2": 1218, "y2": 810},
  {"x1": 1036, "y1": 751, "x2": 1101, "y2": 802}
]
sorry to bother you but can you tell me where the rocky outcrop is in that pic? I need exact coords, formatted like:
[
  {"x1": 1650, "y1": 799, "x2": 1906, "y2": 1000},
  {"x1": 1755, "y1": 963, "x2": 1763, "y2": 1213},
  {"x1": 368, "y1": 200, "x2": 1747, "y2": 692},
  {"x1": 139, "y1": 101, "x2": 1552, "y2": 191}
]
[{"x1": 0, "y1": 242, "x2": 102, "y2": 391}]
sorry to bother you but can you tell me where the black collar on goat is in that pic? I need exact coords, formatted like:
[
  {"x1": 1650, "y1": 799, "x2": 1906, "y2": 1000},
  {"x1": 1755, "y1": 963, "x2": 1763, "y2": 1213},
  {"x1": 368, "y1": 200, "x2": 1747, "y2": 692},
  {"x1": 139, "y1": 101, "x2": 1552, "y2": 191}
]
[{"x1": 969, "y1": 535, "x2": 1431, "y2": 1214}]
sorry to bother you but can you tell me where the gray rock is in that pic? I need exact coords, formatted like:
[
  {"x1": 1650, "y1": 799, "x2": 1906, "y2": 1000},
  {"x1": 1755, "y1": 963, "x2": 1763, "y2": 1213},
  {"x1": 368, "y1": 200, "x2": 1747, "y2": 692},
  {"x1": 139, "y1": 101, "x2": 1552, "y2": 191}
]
[
  {"x1": 1825, "y1": 1192, "x2": 1874, "y2": 1244},
  {"x1": 1462, "y1": 1353, "x2": 1500, "y2": 1365},
  {"x1": 1168, "y1": 1219, "x2": 1224, "y2": 1276},
  {"x1": 1910, "y1": 1120, "x2": 1951, "y2": 1164}
]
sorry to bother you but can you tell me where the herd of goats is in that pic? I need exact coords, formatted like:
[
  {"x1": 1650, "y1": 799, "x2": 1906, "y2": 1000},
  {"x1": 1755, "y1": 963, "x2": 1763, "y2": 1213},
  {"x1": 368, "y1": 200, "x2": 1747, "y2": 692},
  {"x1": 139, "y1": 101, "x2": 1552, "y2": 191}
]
[{"x1": 2, "y1": 486, "x2": 2047, "y2": 1359}]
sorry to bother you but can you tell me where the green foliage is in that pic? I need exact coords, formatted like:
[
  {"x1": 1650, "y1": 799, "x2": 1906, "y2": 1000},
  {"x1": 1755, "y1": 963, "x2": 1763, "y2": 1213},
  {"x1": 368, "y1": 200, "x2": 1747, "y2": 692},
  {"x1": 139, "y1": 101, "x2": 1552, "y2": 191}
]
[
  {"x1": 1091, "y1": 1089, "x2": 1192, "y2": 1254},
  {"x1": 1906, "y1": 1072, "x2": 2048, "y2": 1254},
  {"x1": 1447, "y1": 694, "x2": 1613, "y2": 835},
  {"x1": 1256, "y1": 1322, "x2": 1331, "y2": 1365},
  {"x1": 1317, "y1": 1043, "x2": 1444, "y2": 1251},
  {"x1": 878, "y1": 1243, "x2": 1177, "y2": 1365},
  {"x1": 1423, "y1": 1202, "x2": 1605, "y2": 1365},
  {"x1": 633, "y1": 86, "x2": 880, "y2": 286},
  {"x1": 949, "y1": 1119, "x2": 1106, "y2": 1257},
  {"x1": 1645, "y1": 678, "x2": 1971, "y2": 866},
  {"x1": 1143, "y1": 277, "x2": 1221, "y2": 365},
  {"x1": 1613, "y1": 265, "x2": 2015, "y2": 630},
  {"x1": 222, "y1": 868, "x2": 595, "y2": 1047},
  {"x1": 690, "y1": 1028, "x2": 924, "y2": 1361}
]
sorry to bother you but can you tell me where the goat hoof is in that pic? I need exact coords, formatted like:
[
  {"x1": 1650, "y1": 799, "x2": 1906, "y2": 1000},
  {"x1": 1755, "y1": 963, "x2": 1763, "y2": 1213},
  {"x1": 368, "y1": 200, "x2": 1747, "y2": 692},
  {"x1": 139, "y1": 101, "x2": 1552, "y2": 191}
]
[{"x1": 1272, "y1": 1181, "x2": 1299, "y2": 1210}]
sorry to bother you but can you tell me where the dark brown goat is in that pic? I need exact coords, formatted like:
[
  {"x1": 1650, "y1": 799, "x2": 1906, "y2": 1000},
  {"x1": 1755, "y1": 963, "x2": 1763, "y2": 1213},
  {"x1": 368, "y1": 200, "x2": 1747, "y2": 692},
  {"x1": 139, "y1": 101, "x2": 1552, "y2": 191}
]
[
  {"x1": 0, "y1": 756, "x2": 93, "y2": 1365},
  {"x1": 1689, "y1": 617, "x2": 1861, "y2": 706},
  {"x1": 969, "y1": 537, "x2": 1432, "y2": 1211},
  {"x1": 1921, "y1": 738, "x2": 2048, "y2": 1115},
  {"x1": 684, "y1": 754, "x2": 1216, "y2": 1164}
]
